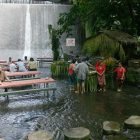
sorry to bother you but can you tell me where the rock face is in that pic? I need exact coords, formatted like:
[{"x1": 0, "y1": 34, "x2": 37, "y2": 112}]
[
  {"x1": 26, "y1": 130, "x2": 53, "y2": 140},
  {"x1": 124, "y1": 116, "x2": 140, "y2": 128},
  {"x1": 64, "y1": 127, "x2": 90, "y2": 140},
  {"x1": 103, "y1": 121, "x2": 121, "y2": 135},
  {"x1": 0, "y1": 138, "x2": 5, "y2": 140}
]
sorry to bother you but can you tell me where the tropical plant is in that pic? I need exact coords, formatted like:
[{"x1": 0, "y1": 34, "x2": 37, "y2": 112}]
[
  {"x1": 85, "y1": 72, "x2": 97, "y2": 93},
  {"x1": 51, "y1": 61, "x2": 69, "y2": 78}
]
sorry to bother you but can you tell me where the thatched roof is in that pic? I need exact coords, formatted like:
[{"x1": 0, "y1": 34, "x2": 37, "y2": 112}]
[{"x1": 102, "y1": 30, "x2": 137, "y2": 45}]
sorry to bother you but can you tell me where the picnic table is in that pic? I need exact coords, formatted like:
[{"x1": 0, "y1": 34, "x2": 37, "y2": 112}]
[
  {"x1": 0, "y1": 63, "x2": 8, "y2": 66},
  {"x1": 0, "y1": 60, "x2": 7, "y2": 63},
  {"x1": 0, "y1": 78, "x2": 56, "y2": 100},
  {"x1": 6, "y1": 71, "x2": 41, "y2": 78}
]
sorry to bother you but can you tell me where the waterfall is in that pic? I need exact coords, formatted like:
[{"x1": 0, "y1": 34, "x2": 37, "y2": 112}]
[
  {"x1": 23, "y1": 4, "x2": 31, "y2": 59},
  {"x1": 0, "y1": 4, "x2": 72, "y2": 60}
]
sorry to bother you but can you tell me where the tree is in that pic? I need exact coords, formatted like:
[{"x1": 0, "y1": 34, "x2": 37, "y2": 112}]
[{"x1": 57, "y1": 0, "x2": 140, "y2": 38}]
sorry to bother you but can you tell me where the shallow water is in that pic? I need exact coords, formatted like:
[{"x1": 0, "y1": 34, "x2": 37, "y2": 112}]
[{"x1": 0, "y1": 66, "x2": 139, "y2": 140}]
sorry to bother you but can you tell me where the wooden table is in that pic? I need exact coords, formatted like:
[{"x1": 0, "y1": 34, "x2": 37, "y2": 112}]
[
  {"x1": 0, "y1": 78, "x2": 56, "y2": 100},
  {"x1": 6, "y1": 71, "x2": 41, "y2": 78},
  {"x1": 0, "y1": 78, "x2": 55, "y2": 88},
  {"x1": 0, "y1": 60, "x2": 7, "y2": 63}
]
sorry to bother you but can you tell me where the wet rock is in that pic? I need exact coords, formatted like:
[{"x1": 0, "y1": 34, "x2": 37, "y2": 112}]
[
  {"x1": 25, "y1": 130, "x2": 53, "y2": 140},
  {"x1": 103, "y1": 121, "x2": 121, "y2": 135},
  {"x1": 124, "y1": 115, "x2": 140, "y2": 128},
  {"x1": 63, "y1": 127, "x2": 90, "y2": 140}
]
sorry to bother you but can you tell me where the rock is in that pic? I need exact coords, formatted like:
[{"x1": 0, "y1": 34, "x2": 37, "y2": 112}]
[
  {"x1": 26, "y1": 130, "x2": 53, "y2": 140},
  {"x1": 124, "y1": 115, "x2": 140, "y2": 128},
  {"x1": 103, "y1": 121, "x2": 121, "y2": 135},
  {"x1": 64, "y1": 127, "x2": 90, "y2": 140}
]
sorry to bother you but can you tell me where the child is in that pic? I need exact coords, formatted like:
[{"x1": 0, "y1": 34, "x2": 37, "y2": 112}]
[{"x1": 114, "y1": 62, "x2": 126, "y2": 92}]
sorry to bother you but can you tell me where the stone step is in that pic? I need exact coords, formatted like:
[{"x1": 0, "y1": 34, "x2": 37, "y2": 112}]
[{"x1": 64, "y1": 127, "x2": 90, "y2": 140}]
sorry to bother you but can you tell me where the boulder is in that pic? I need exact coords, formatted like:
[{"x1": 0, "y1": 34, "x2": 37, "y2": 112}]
[
  {"x1": 103, "y1": 121, "x2": 121, "y2": 135},
  {"x1": 124, "y1": 115, "x2": 140, "y2": 128},
  {"x1": 64, "y1": 127, "x2": 90, "y2": 140},
  {"x1": 26, "y1": 130, "x2": 53, "y2": 140}
]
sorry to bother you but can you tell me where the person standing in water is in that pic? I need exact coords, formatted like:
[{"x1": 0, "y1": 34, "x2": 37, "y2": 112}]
[
  {"x1": 95, "y1": 60, "x2": 106, "y2": 92},
  {"x1": 75, "y1": 58, "x2": 89, "y2": 94},
  {"x1": 68, "y1": 59, "x2": 77, "y2": 91},
  {"x1": 114, "y1": 62, "x2": 126, "y2": 92}
]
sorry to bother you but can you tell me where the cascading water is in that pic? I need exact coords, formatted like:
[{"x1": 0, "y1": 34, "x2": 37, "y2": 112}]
[
  {"x1": 23, "y1": 4, "x2": 31, "y2": 58},
  {"x1": 0, "y1": 4, "x2": 73, "y2": 60}
]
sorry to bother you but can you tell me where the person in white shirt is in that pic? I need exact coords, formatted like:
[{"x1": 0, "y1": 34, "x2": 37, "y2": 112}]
[
  {"x1": 9, "y1": 62, "x2": 17, "y2": 72},
  {"x1": 16, "y1": 59, "x2": 27, "y2": 72}
]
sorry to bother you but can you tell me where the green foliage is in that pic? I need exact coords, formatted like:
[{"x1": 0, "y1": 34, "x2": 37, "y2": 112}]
[
  {"x1": 85, "y1": 72, "x2": 97, "y2": 93},
  {"x1": 83, "y1": 34, "x2": 125, "y2": 61},
  {"x1": 57, "y1": 0, "x2": 140, "y2": 38},
  {"x1": 48, "y1": 25, "x2": 60, "y2": 61},
  {"x1": 103, "y1": 57, "x2": 118, "y2": 71},
  {"x1": 51, "y1": 61, "x2": 69, "y2": 78},
  {"x1": 57, "y1": 0, "x2": 93, "y2": 37},
  {"x1": 126, "y1": 69, "x2": 140, "y2": 84}
]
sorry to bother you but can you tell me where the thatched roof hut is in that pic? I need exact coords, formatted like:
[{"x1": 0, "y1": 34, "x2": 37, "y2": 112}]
[
  {"x1": 102, "y1": 30, "x2": 137, "y2": 45},
  {"x1": 83, "y1": 30, "x2": 138, "y2": 61}
]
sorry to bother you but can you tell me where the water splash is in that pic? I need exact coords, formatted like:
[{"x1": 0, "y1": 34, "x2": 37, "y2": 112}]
[{"x1": 23, "y1": 4, "x2": 31, "y2": 59}]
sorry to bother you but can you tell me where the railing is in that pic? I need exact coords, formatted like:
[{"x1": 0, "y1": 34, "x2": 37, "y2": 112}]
[{"x1": 37, "y1": 58, "x2": 53, "y2": 67}]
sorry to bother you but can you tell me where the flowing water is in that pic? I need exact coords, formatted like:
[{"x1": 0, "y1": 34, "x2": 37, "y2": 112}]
[
  {"x1": 0, "y1": 65, "x2": 139, "y2": 140},
  {"x1": 0, "y1": 4, "x2": 72, "y2": 60},
  {"x1": 23, "y1": 4, "x2": 31, "y2": 59}
]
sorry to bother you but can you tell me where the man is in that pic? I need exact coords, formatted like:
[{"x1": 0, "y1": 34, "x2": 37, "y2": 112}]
[
  {"x1": 75, "y1": 58, "x2": 89, "y2": 94},
  {"x1": 16, "y1": 59, "x2": 27, "y2": 72},
  {"x1": 9, "y1": 61, "x2": 17, "y2": 72}
]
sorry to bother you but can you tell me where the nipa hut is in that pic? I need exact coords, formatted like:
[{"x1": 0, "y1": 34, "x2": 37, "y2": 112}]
[{"x1": 83, "y1": 30, "x2": 138, "y2": 61}]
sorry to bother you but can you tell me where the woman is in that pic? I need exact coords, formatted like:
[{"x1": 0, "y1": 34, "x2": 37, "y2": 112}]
[
  {"x1": 114, "y1": 62, "x2": 126, "y2": 92},
  {"x1": 68, "y1": 59, "x2": 76, "y2": 91},
  {"x1": 28, "y1": 57, "x2": 37, "y2": 71},
  {"x1": 95, "y1": 60, "x2": 106, "y2": 92}
]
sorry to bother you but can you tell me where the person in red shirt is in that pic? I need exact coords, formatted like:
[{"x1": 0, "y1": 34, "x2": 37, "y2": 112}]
[
  {"x1": 114, "y1": 62, "x2": 126, "y2": 92},
  {"x1": 95, "y1": 60, "x2": 106, "y2": 92},
  {"x1": 68, "y1": 59, "x2": 76, "y2": 91}
]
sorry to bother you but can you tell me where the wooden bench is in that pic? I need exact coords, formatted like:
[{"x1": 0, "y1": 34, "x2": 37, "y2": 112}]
[
  {"x1": 8, "y1": 77, "x2": 41, "y2": 81},
  {"x1": 6, "y1": 71, "x2": 41, "y2": 78},
  {"x1": 0, "y1": 87, "x2": 57, "y2": 97},
  {"x1": 0, "y1": 78, "x2": 56, "y2": 100}
]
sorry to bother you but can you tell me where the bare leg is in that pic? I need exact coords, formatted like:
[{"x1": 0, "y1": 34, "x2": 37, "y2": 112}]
[
  {"x1": 77, "y1": 82, "x2": 80, "y2": 94},
  {"x1": 81, "y1": 81, "x2": 85, "y2": 94}
]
